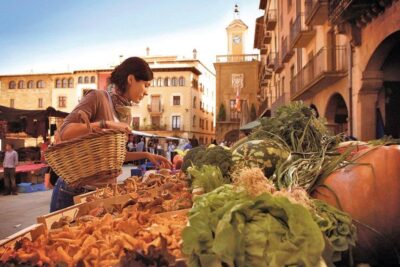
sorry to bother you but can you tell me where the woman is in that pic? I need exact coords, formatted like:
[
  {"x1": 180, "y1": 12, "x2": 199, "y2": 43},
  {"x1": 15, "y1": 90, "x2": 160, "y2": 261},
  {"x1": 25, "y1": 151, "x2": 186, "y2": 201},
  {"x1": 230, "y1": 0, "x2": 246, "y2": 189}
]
[{"x1": 50, "y1": 57, "x2": 171, "y2": 212}]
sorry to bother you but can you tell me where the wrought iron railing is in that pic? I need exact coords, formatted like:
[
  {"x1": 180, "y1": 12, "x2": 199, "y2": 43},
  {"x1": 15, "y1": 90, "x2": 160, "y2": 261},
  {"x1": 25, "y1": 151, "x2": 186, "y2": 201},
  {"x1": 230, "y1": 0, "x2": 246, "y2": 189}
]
[
  {"x1": 290, "y1": 13, "x2": 311, "y2": 47},
  {"x1": 216, "y1": 54, "x2": 259, "y2": 63},
  {"x1": 290, "y1": 45, "x2": 348, "y2": 96}
]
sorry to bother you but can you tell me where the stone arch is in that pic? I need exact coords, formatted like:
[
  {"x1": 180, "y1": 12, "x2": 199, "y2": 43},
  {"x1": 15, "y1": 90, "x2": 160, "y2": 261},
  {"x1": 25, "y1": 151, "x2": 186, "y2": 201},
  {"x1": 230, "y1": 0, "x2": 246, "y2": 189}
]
[
  {"x1": 325, "y1": 93, "x2": 349, "y2": 135},
  {"x1": 357, "y1": 30, "x2": 400, "y2": 140}
]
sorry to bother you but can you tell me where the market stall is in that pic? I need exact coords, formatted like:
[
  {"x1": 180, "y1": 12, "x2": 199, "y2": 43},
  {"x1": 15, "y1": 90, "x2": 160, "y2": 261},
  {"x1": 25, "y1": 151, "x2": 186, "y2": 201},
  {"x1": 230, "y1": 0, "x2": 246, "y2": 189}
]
[{"x1": 1, "y1": 102, "x2": 399, "y2": 266}]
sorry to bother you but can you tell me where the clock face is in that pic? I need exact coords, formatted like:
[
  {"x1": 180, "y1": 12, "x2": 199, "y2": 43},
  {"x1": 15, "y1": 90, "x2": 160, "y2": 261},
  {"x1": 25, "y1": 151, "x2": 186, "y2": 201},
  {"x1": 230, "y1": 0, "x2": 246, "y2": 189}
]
[{"x1": 233, "y1": 35, "x2": 241, "y2": 44}]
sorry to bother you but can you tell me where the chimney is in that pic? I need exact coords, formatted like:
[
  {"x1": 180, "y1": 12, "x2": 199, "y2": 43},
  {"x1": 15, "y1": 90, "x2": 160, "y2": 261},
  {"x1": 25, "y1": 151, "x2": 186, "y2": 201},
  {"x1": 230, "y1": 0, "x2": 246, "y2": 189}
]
[
  {"x1": 193, "y1": 48, "x2": 197, "y2": 59},
  {"x1": 146, "y1": 47, "x2": 150, "y2": 56}
]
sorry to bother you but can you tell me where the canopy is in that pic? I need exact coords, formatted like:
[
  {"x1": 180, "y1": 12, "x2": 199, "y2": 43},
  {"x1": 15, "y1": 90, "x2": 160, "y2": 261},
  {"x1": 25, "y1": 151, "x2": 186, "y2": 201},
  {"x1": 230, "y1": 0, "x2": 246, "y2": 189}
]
[
  {"x1": 239, "y1": 119, "x2": 261, "y2": 131},
  {"x1": 131, "y1": 130, "x2": 184, "y2": 140},
  {"x1": 0, "y1": 106, "x2": 69, "y2": 121},
  {"x1": 131, "y1": 130, "x2": 159, "y2": 138},
  {"x1": 0, "y1": 106, "x2": 69, "y2": 138}
]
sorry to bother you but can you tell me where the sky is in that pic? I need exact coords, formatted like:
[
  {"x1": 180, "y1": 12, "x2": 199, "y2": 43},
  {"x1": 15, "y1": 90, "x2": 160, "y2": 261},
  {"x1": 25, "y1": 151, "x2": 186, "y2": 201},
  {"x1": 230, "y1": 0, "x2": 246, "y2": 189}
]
[{"x1": 0, "y1": 0, "x2": 263, "y2": 74}]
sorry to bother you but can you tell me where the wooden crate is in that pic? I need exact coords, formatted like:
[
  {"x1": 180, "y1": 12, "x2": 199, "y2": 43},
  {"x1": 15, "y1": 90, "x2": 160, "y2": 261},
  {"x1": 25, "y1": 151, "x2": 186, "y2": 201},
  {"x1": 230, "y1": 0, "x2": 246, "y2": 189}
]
[
  {"x1": 73, "y1": 187, "x2": 160, "y2": 204},
  {"x1": 0, "y1": 224, "x2": 45, "y2": 248},
  {"x1": 38, "y1": 194, "x2": 134, "y2": 230},
  {"x1": 73, "y1": 190, "x2": 97, "y2": 204}
]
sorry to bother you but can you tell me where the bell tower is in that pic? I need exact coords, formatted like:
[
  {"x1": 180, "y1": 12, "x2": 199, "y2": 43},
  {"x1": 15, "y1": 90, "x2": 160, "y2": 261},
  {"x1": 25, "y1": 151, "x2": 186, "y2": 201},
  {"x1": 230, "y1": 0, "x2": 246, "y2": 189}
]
[{"x1": 226, "y1": 4, "x2": 248, "y2": 55}]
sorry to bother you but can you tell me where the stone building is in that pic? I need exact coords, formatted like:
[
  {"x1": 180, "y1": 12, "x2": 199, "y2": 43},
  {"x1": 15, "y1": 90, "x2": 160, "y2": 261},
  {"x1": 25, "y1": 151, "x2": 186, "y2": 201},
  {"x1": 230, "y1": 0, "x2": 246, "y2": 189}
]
[
  {"x1": 255, "y1": 0, "x2": 400, "y2": 140},
  {"x1": 0, "y1": 52, "x2": 215, "y2": 145},
  {"x1": 215, "y1": 6, "x2": 261, "y2": 143}
]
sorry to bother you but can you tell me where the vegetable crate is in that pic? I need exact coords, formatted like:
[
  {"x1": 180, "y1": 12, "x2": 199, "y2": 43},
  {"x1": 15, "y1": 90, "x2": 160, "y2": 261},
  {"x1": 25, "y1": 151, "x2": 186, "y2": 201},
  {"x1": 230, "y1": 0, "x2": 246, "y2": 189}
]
[
  {"x1": 0, "y1": 224, "x2": 45, "y2": 248},
  {"x1": 73, "y1": 187, "x2": 160, "y2": 204},
  {"x1": 37, "y1": 194, "x2": 134, "y2": 230}
]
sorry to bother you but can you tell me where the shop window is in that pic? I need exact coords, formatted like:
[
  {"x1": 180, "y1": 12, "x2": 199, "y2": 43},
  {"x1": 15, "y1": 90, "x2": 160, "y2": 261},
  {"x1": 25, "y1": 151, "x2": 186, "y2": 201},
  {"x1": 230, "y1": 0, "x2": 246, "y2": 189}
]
[
  {"x1": 58, "y1": 96, "x2": 67, "y2": 108},
  {"x1": 173, "y1": 95, "x2": 181, "y2": 105}
]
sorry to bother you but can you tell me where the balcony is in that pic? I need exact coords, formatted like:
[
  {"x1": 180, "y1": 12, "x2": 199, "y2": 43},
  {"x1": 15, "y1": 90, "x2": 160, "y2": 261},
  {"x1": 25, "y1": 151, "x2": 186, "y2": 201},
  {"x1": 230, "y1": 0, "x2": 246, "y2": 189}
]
[
  {"x1": 147, "y1": 103, "x2": 164, "y2": 115},
  {"x1": 290, "y1": 46, "x2": 348, "y2": 100},
  {"x1": 305, "y1": 0, "x2": 328, "y2": 26},
  {"x1": 260, "y1": 65, "x2": 271, "y2": 87},
  {"x1": 263, "y1": 31, "x2": 272, "y2": 44},
  {"x1": 216, "y1": 54, "x2": 259, "y2": 63},
  {"x1": 273, "y1": 52, "x2": 284, "y2": 73},
  {"x1": 140, "y1": 124, "x2": 167, "y2": 131},
  {"x1": 265, "y1": 9, "x2": 277, "y2": 30},
  {"x1": 290, "y1": 13, "x2": 315, "y2": 48},
  {"x1": 282, "y1": 36, "x2": 294, "y2": 63},
  {"x1": 329, "y1": 0, "x2": 391, "y2": 27},
  {"x1": 172, "y1": 126, "x2": 183, "y2": 131},
  {"x1": 267, "y1": 52, "x2": 276, "y2": 69},
  {"x1": 271, "y1": 93, "x2": 287, "y2": 112},
  {"x1": 260, "y1": 47, "x2": 268, "y2": 55}
]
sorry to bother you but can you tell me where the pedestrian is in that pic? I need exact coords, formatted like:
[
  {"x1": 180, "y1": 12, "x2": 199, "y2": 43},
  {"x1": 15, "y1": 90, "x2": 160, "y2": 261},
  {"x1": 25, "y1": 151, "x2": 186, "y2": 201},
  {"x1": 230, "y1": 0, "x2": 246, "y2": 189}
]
[
  {"x1": 50, "y1": 57, "x2": 171, "y2": 212},
  {"x1": 126, "y1": 134, "x2": 136, "y2": 152},
  {"x1": 183, "y1": 139, "x2": 192, "y2": 150},
  {"x1": 2, "y1": 143, "x2": 18, "y2": 195},
  {"x1": 136, "y1": 138, "x2": 145, "y2": 152},
  {"x1": 167, "y1": 141, "x2": 176, "y2": 162}
]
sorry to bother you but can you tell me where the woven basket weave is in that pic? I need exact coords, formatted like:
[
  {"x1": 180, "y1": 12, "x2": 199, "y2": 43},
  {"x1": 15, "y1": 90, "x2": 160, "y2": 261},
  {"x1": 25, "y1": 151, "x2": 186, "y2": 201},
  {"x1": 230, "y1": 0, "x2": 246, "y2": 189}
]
[{"x1": 45, "y1": 111, "x2": 127, "y2": 186}]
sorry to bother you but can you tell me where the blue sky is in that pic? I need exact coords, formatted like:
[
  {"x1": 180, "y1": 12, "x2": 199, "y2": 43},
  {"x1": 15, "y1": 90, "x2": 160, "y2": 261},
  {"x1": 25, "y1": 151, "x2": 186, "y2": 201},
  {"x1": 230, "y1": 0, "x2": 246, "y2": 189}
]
[{"x1": 0, "y1": 0, "x2": 262, "y2": 74}]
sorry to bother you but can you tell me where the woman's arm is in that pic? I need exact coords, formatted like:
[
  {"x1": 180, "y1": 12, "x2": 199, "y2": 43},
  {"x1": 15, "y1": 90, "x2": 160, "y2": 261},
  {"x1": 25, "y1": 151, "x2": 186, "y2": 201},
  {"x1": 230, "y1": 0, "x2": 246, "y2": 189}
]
[
  {"x1": 125, "y1": 152, "x2": 172, "y2": 169},
  {"x1": 61, "y1": 121, "x2": 132, "y2": 141}
]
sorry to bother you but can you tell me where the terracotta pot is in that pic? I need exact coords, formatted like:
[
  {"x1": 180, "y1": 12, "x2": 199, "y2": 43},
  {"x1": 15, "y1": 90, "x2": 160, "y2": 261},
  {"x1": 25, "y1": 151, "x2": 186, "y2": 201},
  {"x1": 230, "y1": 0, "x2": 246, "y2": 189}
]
[{"x1": 312, "y1": 145, "x2": 400, "y2": 265}]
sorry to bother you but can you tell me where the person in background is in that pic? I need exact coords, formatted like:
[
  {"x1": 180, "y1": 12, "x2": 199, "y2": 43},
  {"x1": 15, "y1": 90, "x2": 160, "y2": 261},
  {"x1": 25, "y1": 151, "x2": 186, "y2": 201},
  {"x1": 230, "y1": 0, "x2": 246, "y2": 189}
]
[
  {"x1": 183, "y1": 139, "x2": 192, "y2": 150},
  {"x1": 126, "y1": 134, "x2": 136, "y2": 152},
  {"x1": 167, "y1": 141, "x2": 176, "y2": 162},
  {"x1": 148, "y1": 139, "x2": 155, "y2": 154},
  {"x1": 40, "y1": 138, "x2": 50, "y2": 163},
  {"x1": 136, "y1": 138, "x2": 145, "y2": 152},
  {"x1": 190, "y1": 137, "x2": 199, "y2": 148},
  {"x1": 2, "y1": 143, "x2": 19, "y2": 195},
  {"x1": 156, "y1": 141, "x2": 163, "y2": 156}
]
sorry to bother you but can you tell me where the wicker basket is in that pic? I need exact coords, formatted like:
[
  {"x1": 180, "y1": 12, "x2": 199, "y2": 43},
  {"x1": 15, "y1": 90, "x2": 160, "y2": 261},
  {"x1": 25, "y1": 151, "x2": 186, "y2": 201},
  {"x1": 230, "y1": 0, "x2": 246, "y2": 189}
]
[{"x1": 45, "y1": 111, "x2": 127, "y2": 186}]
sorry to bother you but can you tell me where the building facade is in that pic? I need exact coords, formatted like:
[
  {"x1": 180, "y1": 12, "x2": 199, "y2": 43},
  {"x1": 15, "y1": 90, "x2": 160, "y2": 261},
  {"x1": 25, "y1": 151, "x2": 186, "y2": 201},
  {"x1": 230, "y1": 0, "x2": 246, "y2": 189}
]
[
  {"x1": 0, "y1": 54, "x2": 215, "y2": 144},
  {"x1": 215, "y1": 8, "x2": 261, "y2": 143},
  {"x1": 255, "y1": 0, "x2": 400, "y2": 140}
]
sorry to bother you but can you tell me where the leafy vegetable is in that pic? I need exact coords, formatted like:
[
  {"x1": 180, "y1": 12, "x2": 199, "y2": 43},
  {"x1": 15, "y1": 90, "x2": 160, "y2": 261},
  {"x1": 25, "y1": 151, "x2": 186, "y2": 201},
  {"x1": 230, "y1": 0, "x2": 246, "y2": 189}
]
[
  {"x1": 182, "y1": 185, "x2": 325, "y2": 267},
  {"x1": 249, "y1": 101, "x2": 335, "y2": 153},
  {"x1": 188, "y1": 165, "x2": 228, "y2": 193},
  {"x1": 311, "y1": 199, "x2": 357, "y2": 263}
]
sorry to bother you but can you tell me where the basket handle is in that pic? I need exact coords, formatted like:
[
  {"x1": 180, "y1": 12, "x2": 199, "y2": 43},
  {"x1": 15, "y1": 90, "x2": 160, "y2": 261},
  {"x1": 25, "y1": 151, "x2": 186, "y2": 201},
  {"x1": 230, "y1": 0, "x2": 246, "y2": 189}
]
[{"x1": 78, "y1": 110, "x2": 93, "y2": 133}]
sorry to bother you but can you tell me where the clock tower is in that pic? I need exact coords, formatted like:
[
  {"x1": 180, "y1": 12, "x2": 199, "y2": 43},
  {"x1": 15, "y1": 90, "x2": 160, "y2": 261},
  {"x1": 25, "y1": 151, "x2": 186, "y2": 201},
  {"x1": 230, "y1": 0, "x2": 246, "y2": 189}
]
[{"x1": 226, "y1": 4, "x2": 248, "y2": 55}]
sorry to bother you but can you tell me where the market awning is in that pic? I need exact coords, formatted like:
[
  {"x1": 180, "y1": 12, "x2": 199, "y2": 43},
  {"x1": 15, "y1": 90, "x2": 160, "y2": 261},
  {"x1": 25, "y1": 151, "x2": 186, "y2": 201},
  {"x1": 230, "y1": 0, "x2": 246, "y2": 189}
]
[
  {"x1": 131, "y1": 130, "x2": 159, "y2": 138},
  {"x1": 0, "y1": 105, "x2": 69, "y2": 138},
  {"x1": 239, "y1": 119, "x2": 261, "y2": 131}
]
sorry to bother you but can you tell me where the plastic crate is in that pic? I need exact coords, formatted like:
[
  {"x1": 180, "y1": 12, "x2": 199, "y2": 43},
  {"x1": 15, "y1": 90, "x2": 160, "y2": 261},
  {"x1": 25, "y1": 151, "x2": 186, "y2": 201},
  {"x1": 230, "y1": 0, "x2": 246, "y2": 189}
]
[
  {"x1": 17, "y1": 183, "x2": 47, "y2": 193},
  {"x1": 130, "y1": 168, "x2": 143, "y2": 177}
]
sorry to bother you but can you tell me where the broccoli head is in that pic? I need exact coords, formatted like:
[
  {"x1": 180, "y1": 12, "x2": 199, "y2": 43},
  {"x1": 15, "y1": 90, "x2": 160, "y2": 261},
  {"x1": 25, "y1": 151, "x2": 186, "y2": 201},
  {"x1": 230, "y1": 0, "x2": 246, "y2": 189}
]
[
  {"x1": 182, "y1": 146, "x2": 206, "y2": 173},
  {"x1": 200, "y1": 146, "x2": 233, "y2": 177},
  {"x1": 182, "y1": 145, "x2": 233, "y2": 177}
]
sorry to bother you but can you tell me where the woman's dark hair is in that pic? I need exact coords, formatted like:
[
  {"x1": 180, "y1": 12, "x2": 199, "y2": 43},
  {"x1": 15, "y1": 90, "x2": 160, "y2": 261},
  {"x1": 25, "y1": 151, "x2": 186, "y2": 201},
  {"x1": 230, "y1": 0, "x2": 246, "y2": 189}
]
[{"x1": 109, "y1": 57, "x2": 153, "y2": 93}]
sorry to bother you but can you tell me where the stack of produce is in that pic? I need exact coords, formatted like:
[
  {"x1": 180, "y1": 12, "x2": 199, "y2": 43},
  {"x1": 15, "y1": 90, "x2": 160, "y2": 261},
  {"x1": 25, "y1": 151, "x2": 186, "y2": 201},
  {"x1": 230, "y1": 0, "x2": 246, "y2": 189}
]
[
  {"x1": 1, "y1": 207, "x2": 188, "y2": 266},
  {"x1": 182, "y1": 168, "x2": 356, "y2": 267},
  {"x1": 82, "y1": 173, "x2": 192, "y2": 213}
]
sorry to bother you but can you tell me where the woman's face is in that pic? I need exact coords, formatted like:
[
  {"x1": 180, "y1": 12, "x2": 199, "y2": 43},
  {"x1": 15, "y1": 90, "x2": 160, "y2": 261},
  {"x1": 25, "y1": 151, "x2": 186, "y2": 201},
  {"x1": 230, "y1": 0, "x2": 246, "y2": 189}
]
[{"x1": 125, "y1": 75, "x2": 150, "y2": 103}]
